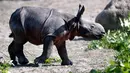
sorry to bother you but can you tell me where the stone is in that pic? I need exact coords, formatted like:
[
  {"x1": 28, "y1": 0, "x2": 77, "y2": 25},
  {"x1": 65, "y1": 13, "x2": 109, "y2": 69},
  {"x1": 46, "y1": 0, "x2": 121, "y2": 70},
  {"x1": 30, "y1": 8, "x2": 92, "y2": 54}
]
[{"x1": 95, "y1": 0, "x2": 130, "y2": 30}]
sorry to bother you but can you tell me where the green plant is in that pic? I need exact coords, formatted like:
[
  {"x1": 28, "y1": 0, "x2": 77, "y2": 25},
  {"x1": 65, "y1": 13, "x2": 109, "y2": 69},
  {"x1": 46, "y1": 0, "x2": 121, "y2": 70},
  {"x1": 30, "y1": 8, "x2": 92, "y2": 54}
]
[
  {"x1": 88, "y1": 13, "x2": 130, "y2": 51},
  {"x1": 45, "y1": 57, "x2": 61, "y2": 64},
  {"x1": 88, "y1": 30, "x2": 130, "y2": 51},
  {"x1": 0, "y1": 62, "x2": 11, "y2": 73},
  {"x1": 89, "y1": 13, "x2": 130, "y2": 73},
  {"x1": 90, "y1": 48, "x2": 130, "y2": 73},
  {"x1": 69, "y1": 71, "x2": 72, "y2": 73}
]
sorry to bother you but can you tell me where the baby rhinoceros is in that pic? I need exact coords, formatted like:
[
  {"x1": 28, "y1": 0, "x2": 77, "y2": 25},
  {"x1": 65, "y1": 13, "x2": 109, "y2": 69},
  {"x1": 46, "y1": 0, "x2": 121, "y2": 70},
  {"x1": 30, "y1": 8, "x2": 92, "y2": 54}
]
[{"x1": 8, "y1": 5, "x2": 105, "y2": 66}]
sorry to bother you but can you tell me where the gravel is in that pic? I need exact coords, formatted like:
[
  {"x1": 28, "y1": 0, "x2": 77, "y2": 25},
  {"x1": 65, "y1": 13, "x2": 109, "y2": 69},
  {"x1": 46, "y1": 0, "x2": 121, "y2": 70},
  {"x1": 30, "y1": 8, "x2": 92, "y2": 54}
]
[{"x1": 0, "y1": 0, "x2": 115, "y2": 73}]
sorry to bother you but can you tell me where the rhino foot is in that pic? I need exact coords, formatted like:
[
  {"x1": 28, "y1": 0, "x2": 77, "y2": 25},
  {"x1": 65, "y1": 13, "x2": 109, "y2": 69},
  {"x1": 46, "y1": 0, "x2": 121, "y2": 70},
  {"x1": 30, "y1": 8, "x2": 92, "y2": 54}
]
[
  {"x1": 61, "y1": 60, "x2": 73, "y2": 65},
  {"x1": 18, "y1": 57, "x2": 29, "y2": 65},
  {"x1": 11, "y1": 60, "x2": 18, "y2": 66},
  {"x1": 34, "y1": 56, "x2": 46, "y2": 64}
]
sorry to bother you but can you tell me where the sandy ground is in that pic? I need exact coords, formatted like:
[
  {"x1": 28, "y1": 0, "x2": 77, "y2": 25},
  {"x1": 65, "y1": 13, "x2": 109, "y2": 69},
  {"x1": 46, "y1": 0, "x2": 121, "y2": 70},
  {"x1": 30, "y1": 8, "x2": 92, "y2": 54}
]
[{"x1": 0, "y1": 0, "x2": 115, "y2": 73}]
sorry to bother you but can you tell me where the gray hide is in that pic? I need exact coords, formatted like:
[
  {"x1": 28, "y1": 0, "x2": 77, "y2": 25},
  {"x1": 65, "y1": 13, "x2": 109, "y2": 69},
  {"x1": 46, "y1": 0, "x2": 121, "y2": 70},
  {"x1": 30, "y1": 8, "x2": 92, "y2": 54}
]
[
  {"x1": 8, "y1": 6, "x2": 105, "y2": 66},
  {"x1": 95, "y1": 0, "x2": 130, "y2": 30}
]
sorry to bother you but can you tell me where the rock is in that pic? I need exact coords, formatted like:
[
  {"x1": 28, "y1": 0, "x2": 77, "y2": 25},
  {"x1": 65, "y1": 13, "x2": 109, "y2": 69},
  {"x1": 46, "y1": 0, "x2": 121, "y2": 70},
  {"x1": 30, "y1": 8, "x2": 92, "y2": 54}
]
[
  {"x1": 0, "y1": 57, "x2": 4, "y2": 63},
  {"x1": 95, "y1": 0, "x2": 130, "y2": 30}
]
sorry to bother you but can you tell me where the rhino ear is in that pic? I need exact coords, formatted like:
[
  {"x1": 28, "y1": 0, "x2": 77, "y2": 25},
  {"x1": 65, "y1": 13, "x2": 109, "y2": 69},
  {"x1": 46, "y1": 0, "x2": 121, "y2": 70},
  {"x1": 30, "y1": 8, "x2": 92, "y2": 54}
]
[{"x1": 75, "y1": 4, "x2": 85, "y2": 22}]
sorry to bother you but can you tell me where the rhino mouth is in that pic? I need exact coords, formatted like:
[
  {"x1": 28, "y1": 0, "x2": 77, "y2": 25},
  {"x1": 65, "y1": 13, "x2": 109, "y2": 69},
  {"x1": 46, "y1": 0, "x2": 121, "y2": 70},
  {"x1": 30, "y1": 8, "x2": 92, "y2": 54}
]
[
  {"x1": 95, "y1": 32, "x2": 105, "y2": 39},
  {"x1": 94, "y1": 34, "x2": 104, "y2": 39},
  {"x1": 80, "y1": 33, "x2": 104, "y2": 39}
]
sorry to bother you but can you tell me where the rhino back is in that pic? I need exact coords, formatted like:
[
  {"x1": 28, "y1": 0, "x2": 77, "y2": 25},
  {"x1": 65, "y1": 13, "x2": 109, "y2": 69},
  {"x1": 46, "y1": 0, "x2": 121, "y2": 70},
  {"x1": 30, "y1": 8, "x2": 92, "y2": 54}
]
[
  {"x1": 24, "y1": 7, "x2": 66, "y2": 44},
  {"x1": 10, "y1": 7, "x2": 66, "y2": 45}
]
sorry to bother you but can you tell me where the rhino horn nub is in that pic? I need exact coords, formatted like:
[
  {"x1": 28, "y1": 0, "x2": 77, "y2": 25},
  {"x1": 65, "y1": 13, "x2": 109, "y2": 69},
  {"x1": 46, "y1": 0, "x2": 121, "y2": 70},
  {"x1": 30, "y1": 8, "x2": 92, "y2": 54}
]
[{"x1": 75, "y1": 4, "x2": 85, "y2": 22}]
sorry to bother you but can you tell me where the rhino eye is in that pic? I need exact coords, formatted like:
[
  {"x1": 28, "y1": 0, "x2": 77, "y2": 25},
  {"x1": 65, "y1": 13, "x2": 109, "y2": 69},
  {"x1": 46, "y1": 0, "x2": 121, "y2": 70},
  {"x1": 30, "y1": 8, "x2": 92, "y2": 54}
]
[{"x1": 91, "y1": 25, "x2": 94, "y2": 29}]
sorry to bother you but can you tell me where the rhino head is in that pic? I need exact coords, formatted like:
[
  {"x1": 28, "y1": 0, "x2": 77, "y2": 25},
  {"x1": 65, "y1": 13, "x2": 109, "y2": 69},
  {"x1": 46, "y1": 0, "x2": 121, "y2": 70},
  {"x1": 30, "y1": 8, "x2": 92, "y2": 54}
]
[
  {"x1": 78, "y1": 20, "x2": 105, "y2": 39},
  {"x1": 66, "y1": 4, "x2": 105, "y2": 40}
]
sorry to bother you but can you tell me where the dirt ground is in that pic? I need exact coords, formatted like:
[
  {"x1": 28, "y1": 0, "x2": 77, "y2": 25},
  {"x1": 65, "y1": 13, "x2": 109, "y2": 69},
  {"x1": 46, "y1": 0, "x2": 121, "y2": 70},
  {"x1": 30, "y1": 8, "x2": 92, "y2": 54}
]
[{"x1": 0, "y1": 0, "x2": 115, "y2": 73}]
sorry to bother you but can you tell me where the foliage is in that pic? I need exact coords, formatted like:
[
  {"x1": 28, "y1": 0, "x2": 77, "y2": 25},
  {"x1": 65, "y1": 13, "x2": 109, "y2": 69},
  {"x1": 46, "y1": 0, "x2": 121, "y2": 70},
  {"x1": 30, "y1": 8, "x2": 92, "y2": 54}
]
[
  {"x1": 88, "y1": 30, "x2": 130, "y2": 51},
  {"x1": 89, "y1": 14, "x2": 130, "y2": 73},
  {"x1": 45, "y1": 57, "x2": 61, "y2": 64},
  {"x1": 88, "y1": 13, "x2": 130, "y2": 50},
  {"x1": 0, "y1": 62, "x2": 11, "y2": 73}
]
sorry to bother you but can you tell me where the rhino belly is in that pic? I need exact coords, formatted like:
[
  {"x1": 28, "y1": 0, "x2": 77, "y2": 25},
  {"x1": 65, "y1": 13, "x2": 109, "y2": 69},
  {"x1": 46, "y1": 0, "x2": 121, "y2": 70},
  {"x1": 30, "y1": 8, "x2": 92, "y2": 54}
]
[
  {"x1": 27, "y1": 35, "x2": 42, "y2": 45},
  {"x1": 25, "y1": 24, "x2": 43, "y2": 45}
]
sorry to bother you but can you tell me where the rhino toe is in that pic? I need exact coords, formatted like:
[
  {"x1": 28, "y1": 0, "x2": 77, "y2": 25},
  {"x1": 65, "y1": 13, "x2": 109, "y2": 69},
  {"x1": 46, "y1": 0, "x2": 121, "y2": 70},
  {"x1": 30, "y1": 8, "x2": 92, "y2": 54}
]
[
  {"x1": 11, "y1": 60, "x2": 18, "y2": 66},
  {"x1": 34, "y1": 56, "x2": 46, "y2": 64},
  {"x1": 61, "y1": 60, "x2": 73, "y2": 65},
  {"x1": 18, "y1": 57, "x2": 29, "y2": 65}
]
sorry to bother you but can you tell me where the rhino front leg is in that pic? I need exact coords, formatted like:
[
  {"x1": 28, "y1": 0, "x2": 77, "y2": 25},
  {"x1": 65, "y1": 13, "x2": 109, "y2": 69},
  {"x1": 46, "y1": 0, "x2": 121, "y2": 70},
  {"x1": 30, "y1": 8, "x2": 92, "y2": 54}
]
[
  {"x1": 55, "y1": 41, "x2": 73, "y2": 65},
  {"x1": 34, "y1": 36, "x2": 54, "y2": 64}
]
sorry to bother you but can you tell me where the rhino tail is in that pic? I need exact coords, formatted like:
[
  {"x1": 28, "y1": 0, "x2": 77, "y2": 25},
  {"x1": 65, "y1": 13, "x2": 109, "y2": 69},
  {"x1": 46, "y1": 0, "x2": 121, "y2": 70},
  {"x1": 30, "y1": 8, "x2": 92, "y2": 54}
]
[{"x1": 9, "y1": 33, "x2": 13, "y2": 38}]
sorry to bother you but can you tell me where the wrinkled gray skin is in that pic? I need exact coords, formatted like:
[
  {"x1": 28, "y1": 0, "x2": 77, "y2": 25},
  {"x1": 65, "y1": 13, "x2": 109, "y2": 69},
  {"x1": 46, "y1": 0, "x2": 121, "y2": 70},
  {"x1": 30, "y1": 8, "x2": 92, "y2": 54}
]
[
  {"x1": 8, "y1": 6, "x2": 105, "y2": 66},
  {"x1": 96, "y1": 0, "x2": 130, "y2": 31}
]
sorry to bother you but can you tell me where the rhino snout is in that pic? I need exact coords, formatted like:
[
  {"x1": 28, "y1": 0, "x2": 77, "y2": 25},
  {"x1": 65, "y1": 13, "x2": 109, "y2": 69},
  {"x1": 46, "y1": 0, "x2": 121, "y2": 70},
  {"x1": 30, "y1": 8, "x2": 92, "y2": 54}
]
[
  {"x1": 94, "y1": 23, "x2": 105, "y2": 39},
  {"x1": 94, "y1": 31, "x2": 105, "y2": 39}
]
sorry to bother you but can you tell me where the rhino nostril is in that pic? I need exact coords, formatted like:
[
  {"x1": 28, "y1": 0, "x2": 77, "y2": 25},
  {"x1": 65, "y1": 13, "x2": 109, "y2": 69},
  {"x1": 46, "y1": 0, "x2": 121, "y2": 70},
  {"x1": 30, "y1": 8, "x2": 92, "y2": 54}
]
[{"x1": 101, "y1": 32, "x2": 105, "y2": 34}]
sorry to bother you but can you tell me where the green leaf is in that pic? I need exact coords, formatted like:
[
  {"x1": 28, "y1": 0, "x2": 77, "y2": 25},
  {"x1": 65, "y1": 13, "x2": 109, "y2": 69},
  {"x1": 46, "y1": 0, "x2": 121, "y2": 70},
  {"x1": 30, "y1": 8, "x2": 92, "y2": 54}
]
[{"x1": 89, "y1": 12, "x2": 130, "y2": 73}]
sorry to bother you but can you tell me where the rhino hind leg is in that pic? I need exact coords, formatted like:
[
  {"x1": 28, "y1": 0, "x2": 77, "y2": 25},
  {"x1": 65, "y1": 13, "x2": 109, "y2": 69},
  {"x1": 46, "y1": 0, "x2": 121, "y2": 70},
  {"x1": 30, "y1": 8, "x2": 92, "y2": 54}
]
[
  {"x1": 34, "y1": 36, "x2": 54, "y2": 64},
  {"x1": 8, "y1": 41, "x2": 17, "y2": 65},
  {"x1": 14, "y1": 41, "x2": 29, "y2": 65},
  {"x1": 55, "y1": 41, "x2": 73, "y2": 65},
  {"x1": 8, "y1": 40, "x2": 29, "y2": 65}
]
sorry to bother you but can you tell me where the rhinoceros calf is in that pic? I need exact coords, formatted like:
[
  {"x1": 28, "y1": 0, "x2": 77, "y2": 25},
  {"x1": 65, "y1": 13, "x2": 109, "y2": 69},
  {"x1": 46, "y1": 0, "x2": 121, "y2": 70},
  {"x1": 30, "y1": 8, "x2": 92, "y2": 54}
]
[{"x1": 8, "y1": 5, "x2": 105, "y2": 66}]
